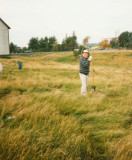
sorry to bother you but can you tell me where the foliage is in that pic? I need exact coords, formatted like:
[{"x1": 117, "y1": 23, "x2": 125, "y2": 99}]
[
  {"x1": 99, "y1": 39, "x2": 111, "y2": 48},
  {"x1": 52, "y1": 42, "x2": 58, "y2": 51},
  {"x1": 127, "y1": 32, "x2": 132, "y2": 49},
  {"x1": 48, "y1": 36, "x2": 57, "y2": 51},
  {"x1": 21, "y1": 47, "x2": 28, "y2": 53},
  {"x1": 28, "y1": 37, "x2": 39, "y2": 51},
  {"x1": 9, "y1": 42, "x2": 21, "y2": 53},
  {"x1": 39, "y1": 37, "x2": 47, "y2": 52},
  {"x1": 27, "y1": 32, "x2": 77, "y2": 52},
  {"x1": 83, "y1": 36, "x2": 90, "y2": 46},
  {"x1": 119, "y1": 31, "x2": 129, "y2": 48},
  {"x1": 10, "y1": 31, "x2": 132, "y2": 54},
  {"x1": 110, "y1": 38, "x2": 118, "y2": 48},
  {"x1": 73, "y1": 45, "x2": 86, "y2": 58},
  {"x1": 119, "y1": 31, "x2": 132, "y2": 49},
  {"x1": 61, "y1": 32, "x2": 78, "y2": 51}
]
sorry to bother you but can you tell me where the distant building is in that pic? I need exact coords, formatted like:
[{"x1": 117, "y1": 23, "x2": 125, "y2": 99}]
[
  {"x1": 0, "y1": 18, "x2": 11, "y2": 55},
  {"x1": 85, "y1": 43, "x2": 100, "y2": 50}
]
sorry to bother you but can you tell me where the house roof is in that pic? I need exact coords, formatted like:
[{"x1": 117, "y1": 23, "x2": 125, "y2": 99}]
[{"x1": 0, "y1": 18, "x2": 11, "y2": 29}]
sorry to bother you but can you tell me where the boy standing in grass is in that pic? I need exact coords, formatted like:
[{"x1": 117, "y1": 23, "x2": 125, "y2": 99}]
[{"x1": 79, "y1": 50, "x2": 92, "y2": 95}]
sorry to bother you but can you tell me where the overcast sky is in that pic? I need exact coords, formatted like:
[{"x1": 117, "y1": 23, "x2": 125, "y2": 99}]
[{"x1": 1, "y1": 0, "x2": 132, "y2": 47}]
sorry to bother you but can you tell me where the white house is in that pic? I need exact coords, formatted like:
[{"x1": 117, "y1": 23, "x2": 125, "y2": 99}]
[{"x1": 0, "y1": 18, "x2": 11, "y2": 56}]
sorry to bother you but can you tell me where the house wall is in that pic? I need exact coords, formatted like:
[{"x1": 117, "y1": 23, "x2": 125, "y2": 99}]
[{"x1": 0, "y1": 20, "x2": 10, "y2": 55}]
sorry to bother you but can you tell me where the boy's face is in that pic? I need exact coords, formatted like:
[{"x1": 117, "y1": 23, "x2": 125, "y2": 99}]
[{"x1": 83, "y1": 52, "x2": 88, "y2": 58}]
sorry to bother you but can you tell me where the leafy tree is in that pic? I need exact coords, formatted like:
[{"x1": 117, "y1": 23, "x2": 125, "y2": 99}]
[
  {"x1": 119, "y1": 31, "x2": 129, "y2": 48},
  {"x1": 110, "y1": 38, "x2": 118, "y2": 48},
  {"x1": 127, "y1": 32, "x2": 132, "y2": 49},
  {"x1": 44, "y1": 36, "x2": 49, "y2": 51},
  {"x1": 48, "y1": 36, "x2": 57, "y2": 51},
  {"x1": 52, "y1": 42, "x2": 58, "y2": 51},
  {"x1": 10, "y1": 42, "x2": 17, "y2": 53},
  {"x1": 83, "y1": 36, "x2": 90, "y2": 46},
  {"x1": 22, "y1": 47, "x2": 28, "y2": 53},
  {"x1": 118, "y1": 31, "x2": 132, "y2": 48},
  {"x1": 28, "y1": 37, "x2": 39, "y2": 51},
  {"x1": 17, "y1": 47, "x2": 22, "y2": 53},
  {"x1": 26, "y1": 33, "x2": 78, "y2": 52},
  {"x1": 61, "y1": 38, "x2": 67, "y2": 51},
  {"x1": 57, "y1": 44, "x2": 62, "y2": 51},
  {"x1": 39, "y1": 38, "x2": 46, "y2": 51},
  {"x1": 61, "y1": 32, "x2": 78, "y2": 51},
  {"x1": 9, "y1": 42, "x2": 21, "y2": 53},
  {"x1": 71, "y1": 31, "x2": 78, "y2": 50},
  {"x1": 73, "y1": 45, "x2": 86, "y2": 58},
  {"x1": 100, "y1": 39, "x2": 111, "y2": 48}
]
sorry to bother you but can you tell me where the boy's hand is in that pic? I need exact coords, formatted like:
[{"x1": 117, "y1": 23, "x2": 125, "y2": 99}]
[{"x1": 88, "y1": 56, "x2": 93, "y2": 61}]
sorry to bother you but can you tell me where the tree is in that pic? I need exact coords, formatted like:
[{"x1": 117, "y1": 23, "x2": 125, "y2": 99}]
[
  {"x1": 61, "y1": 39, "x2": 66, "y2": 51},
  {"x1": 28, "y1": 37, "x2": 39, "y2": 51},
  {"x1": 61, "y1": 32, "x2": 78, "y2": 51},
  {"x1": 52, "y1": 42, "x2": 58, "y2": 51},
  {"x1": 25, "y1": 33, "x2": 78, "y2": 52},
  {"x1": 10, "y1": 42, "x2": 17, "y2": 53},
  {"x1": 57, "y1": 44, "x2": 62, "y2": 51},
  {"x1": 127, "y1": 32, "x2": 132, "y2": 49},
  {"x1": 48, "y1": 36, "x2": 57, "y2": 51},
  {"x1": 39, "y1": 38, "x2": 46, "y2": 51},
  {"x1": 21, "y1": 47, "x2": 28, "y2": 53},
  {"x1": 118, "y1": 31, "x2": 132, "y2": 48},
  {"x1": 9, "y1": 42, "x2": 21, "y2": 53},
  {"x1": 73, "y1": 45, "x2": 86, "y2": 58},
  {"x1": 110, "y1": 38, "x2": 118, "y2": 48},
  {"x1": 119, "y1": 31, "x2": 129, "y2": 48},
  {"x1": 83, "y1": 36, "x2": 90, "y2": 46},
  {"x1": 72, "y1": 31, "x2": 78, "y2": 49},
  {"x1": 100, "y1": 39, "x2": 111, "y2": 48},
  {"x1": 44, "y1": 36, "x2": 49, "y2": 51}
]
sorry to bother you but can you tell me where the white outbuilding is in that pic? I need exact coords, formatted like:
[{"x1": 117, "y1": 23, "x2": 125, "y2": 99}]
[{"x1": 0, "y1": 18, "x2": 11, "y2": 56}]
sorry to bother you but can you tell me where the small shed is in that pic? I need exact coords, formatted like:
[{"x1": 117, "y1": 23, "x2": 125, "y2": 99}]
[{"x1": 0, "y1": 18, "x2": 11, "y2": 56}]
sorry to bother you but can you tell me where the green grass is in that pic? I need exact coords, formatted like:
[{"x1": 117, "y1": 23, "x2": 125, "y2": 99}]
[
  {"x1": 56, "y1": 54, "x2": 77, "y2": 63},
  {"x1": 0, "y1": 50, "x2": 132, "y2": 160}
]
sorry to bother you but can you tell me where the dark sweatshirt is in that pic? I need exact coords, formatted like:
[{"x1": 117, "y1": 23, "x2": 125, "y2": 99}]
[{"x1": 79, "y1": 56, "x2": 90, "y2": 76}]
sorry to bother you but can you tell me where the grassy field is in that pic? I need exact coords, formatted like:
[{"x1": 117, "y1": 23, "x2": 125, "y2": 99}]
[{"x1": 0, "y1": 50, "x2": 132, "y2": 160}]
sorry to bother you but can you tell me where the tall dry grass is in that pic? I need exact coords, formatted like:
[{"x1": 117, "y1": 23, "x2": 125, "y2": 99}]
[{"x1": 0, "y1": 50, "x2": 132, "y2": 160}]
